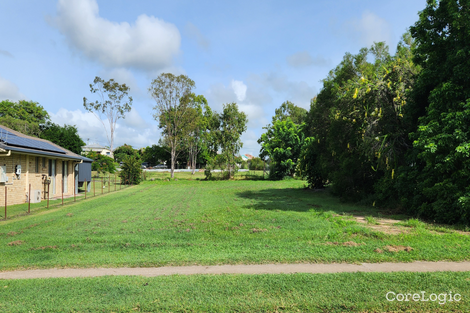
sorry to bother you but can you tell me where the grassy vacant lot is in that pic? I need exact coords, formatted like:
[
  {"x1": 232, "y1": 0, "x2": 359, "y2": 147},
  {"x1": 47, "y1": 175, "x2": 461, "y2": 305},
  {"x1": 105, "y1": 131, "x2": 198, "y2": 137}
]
[
  {"x1": 1, "y1": 272, "x2": 469, "y2": 312},
  {"x1": 1, "y1": 176, "x2": 469, "y2": 312},
  {"x1": 0, "y1": 178, "x2": 469, "y2": 270}
]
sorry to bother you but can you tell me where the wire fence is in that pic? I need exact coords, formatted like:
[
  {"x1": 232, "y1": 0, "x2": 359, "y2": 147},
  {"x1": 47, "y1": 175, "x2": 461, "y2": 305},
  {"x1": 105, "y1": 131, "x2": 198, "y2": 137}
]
[{"x1": 1, "y1": 173, "x2": 135, "y2": 220}]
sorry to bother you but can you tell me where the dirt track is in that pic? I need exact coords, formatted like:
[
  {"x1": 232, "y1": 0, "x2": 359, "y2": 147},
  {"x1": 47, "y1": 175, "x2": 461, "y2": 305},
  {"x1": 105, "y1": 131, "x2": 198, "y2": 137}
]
[{"x1": 1, "y1": 261, "x2": 470, "y2": 280}]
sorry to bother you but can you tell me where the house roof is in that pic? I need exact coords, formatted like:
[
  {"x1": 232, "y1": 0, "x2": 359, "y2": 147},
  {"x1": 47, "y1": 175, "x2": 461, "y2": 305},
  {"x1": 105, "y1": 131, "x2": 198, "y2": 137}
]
[
  {"x1": 82, "y1": 143, "x2": 108, "y2": 150},
  {"x1": 0, "y1": 125, "x2": 92, "y2": 162}
]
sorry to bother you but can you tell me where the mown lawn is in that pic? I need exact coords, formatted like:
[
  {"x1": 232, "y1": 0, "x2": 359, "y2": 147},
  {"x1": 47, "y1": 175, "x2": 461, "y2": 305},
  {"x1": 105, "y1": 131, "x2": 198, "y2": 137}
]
[
  {"x1": 1, "y1": 272, "x2": 469, "y2": 312},
  {"x1": 0, "y1": 178, "x2": 469, "y2": 270}
]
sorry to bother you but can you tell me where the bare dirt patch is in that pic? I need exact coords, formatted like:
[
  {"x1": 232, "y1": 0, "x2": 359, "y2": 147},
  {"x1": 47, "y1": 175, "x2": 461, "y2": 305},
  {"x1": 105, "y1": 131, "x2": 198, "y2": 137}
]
[
  {"x1": 383, "y1": 245, "x2": 413, "y2": 253},
  {"x1": 7, "y1": 240, "x2": 23, "y2": 246},
  {"x1": 29, "y1": 246, "x2": 58, "y2": 251},
  {"x1": 251, "y1": 228, "x2": 268, "y2": 233},
  {"x1": 325, "y1": 241, "x2": 364, "y2": 247},
  {"x1": 355, "y1": 216, "x2": 408, "y2": 235}
]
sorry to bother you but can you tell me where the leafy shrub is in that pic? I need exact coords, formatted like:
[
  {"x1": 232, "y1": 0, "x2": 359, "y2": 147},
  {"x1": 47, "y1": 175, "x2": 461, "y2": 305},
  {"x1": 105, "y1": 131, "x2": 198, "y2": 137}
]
[
  {"x1": 86, "y1": 151, "x2": 116, "y2": 174},
  {"x1": 249, "y1": 157, "x2": 264, "y2": 170},
  {"x1": 119, "y1": 155, "x2": 142, "y2": 185}
]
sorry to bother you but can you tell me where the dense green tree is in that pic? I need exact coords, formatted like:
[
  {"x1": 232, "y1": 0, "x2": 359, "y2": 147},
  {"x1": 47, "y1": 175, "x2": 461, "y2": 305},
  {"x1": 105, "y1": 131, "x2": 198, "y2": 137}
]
[
  {"x1": 272, "y1": 101, "x2": 307, "y2": 125},
  {"x1": 119, "y1": 155, "x2": 142, "y2": 185},
  {"x1": 149, "y1": 73, "x2": 195, "y2": 178},
  {"x1": 249, "y1": 157, "x2": 265, "y2": 171},
  {"x1": 0, "y1": 100, "x2": 50, "y2": 137},
  {"x1": 259, "y1": 118, "x2": 305, "y2": 179},
  {"x1": 300, "y1": 38, "x2": 418, "y2": 199},
  {"x1": 142, "y1": 144, "x2": 171, "y2": 167},
  {"x1": 181, "y1": 94, "x2": 214, "y2": 174},
  {"x1": 113, "y1": 144, "x2": 140, "y2": 163},
  {"x1": 85, "y1": 151, "x2": 116, "y2": 174},
  {"x1": 218, "y1": 103, "x2": 248, "y2": 178},
  {"x1": 259, "y1": 101, "x2": 307, "y2": 172},
  {"x1": 402, "y1": 0, "x2": 470, "y2": 223},
  {"x1": 206, "y1": 103, "x2": 247, "y2": 179},
  {"x1": 83, "y1": 77, "x2": 133, "y2": 152},
  {"x1": 0, "y1": 100, "x2": 49, "y2": 123},
  {"x1": 39, "y1": 122, "x2": 85, "y2": 154}
]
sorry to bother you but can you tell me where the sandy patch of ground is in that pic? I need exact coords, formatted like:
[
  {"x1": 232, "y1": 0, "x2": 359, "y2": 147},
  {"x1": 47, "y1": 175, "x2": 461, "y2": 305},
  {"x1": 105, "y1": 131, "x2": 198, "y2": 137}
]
[{"x1": 354, "y1": 216, "x2": 409, "y2": 235}]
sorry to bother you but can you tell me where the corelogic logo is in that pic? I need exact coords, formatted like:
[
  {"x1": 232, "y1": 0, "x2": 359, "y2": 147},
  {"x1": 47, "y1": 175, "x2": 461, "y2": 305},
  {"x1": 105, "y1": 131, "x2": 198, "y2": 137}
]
[{"x1": 386, "y1": 291, "x2": 461, "y2": 305}]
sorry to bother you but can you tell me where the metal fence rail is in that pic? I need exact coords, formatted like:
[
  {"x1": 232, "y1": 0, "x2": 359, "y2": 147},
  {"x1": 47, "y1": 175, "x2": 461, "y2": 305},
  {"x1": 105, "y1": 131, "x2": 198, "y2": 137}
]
[{"x1": 2, "y1": 174, "x2": 134, "y2": 220}]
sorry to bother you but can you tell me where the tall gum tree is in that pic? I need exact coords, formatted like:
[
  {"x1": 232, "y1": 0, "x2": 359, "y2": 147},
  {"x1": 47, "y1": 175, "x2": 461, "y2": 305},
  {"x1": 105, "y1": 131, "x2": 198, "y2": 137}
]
[
  {"x1": 217, "y1": 103, "x2": 248, "y2": 179},
  {"x1": 83, "y1": 77, "x2": 133, "y2": 152},
  {"x1": 149, "y1": 73, "x2": 195, "y2": 178}
]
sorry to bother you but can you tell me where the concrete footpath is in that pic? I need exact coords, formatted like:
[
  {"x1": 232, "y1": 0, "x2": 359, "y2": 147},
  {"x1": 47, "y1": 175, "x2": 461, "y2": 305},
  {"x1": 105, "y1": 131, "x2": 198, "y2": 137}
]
[{"x1": 1, "y1": 261, "x2": 470, "y2": 280}]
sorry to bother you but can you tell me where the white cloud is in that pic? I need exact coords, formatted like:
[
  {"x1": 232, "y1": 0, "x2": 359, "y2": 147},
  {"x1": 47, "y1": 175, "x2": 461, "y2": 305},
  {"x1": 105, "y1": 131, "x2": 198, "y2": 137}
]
[
  {"x1": 248, "y1": 72, "x2": 316, "y2": 109},
  {"x1": 185, "y1": 22, "x2": 210, "y2": 51},
  {"x1": 50, "y1": 108, "x2": 159, "y2": 149},
  {"x1": 52, "y1": 0, "x2": 181, "y2": 71},
  {"x1": 0, "y1": 75, "x2": 26, "y2": 101},
  {"x1": 287, "y1": 51, "x2": 330, "y2": 68},
  {"x1": 348, "y1": 11, "x2": 392, "y2": 46},
  {"x1": 99, "y1": 68, "x2": 144, "y2": 99},
  {"x1": 231, "y1": 80, "x2": 247, "y2": 102},
  {"x1": 121, "y1": 108, "x2": 149, "y2": 130},
  {"x1": 206, "y1": 83, "x2": 238, "y2": 112},
  {"x1": 206, "y1": 72, "x2": 315, "y2": 132}
]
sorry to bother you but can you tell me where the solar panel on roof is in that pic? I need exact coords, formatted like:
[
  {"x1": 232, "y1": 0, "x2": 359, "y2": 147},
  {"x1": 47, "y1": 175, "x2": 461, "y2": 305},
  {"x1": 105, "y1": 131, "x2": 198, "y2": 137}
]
[{"x1": 0, "y1": 127, "x2": 66, "y2": 154}]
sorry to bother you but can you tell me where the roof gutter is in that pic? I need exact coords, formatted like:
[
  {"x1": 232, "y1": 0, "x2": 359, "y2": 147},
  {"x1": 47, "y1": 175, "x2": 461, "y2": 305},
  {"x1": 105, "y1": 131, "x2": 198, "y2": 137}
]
[
  {"x1": 0, "y1": 149, "x2": 11, "y2": 156},
  {"x1": 2, "y1": 145, "x2": 83, "y2": 161}
]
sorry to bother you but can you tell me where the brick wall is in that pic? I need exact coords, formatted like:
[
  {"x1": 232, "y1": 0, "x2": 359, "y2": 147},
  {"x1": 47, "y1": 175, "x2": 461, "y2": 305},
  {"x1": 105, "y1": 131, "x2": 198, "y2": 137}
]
[{"x1": 0, "y1": 153, "x2": 77, "y2": 206}]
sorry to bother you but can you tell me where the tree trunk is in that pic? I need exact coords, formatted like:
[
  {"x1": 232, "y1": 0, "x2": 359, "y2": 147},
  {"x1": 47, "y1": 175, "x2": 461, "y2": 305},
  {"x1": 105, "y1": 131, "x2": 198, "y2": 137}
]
[
  {"x1": 191, "y1": 153, "x2": 197, "y2": 175},
  {"x1": 170, "y1": 149, "x2": 176, "y2": 178},
  {"x1": 263, "y1": 160, "x2": 266, "y2": 178}
]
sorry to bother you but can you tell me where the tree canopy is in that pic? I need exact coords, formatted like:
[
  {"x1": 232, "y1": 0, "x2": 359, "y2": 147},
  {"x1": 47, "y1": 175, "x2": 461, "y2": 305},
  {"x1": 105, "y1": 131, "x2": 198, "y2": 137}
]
[
  {"x1": 0, "y1": 100, "x2": 50, "y2": 137},
  {"x1": 39, "y1": 122, "x2": 85, "y2": 154},
  {"x1": 149, "y1": 73, "x2": 196, "y2": 178},
  {"x1": 404, "y1": 0, "x2": 470, "y2": 223},
  {"x1": 259, "y1": 118, "x2": 305, "y2": 180},
  {"x1": 212, "y1": 103, "x2": 248, "y2": 179},
  {"x1": 113, "y1": 144, "x2": 140, "y2": 163}
]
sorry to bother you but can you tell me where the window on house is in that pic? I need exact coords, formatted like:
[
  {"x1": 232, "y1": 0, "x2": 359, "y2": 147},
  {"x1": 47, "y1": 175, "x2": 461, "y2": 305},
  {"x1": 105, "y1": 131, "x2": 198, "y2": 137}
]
[
  {"x1": 42, "y1": 157, "x2": 46, "y2": 168},
  {"x1": 35, "y1": 157, "x2": 39, "y2": 173}
]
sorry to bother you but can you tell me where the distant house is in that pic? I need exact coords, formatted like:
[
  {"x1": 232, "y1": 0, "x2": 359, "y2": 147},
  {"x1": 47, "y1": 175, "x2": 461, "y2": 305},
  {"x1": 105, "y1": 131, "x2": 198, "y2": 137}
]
[
  {"x1": 81, "y1": 143, "x2": 113, "y2": 158},
  {"x1": 0, "y1": 125, "x2": 92, "y2": 205},
  {"x1": 241, "y1": 154, "x2": 255, "y2": 161}
]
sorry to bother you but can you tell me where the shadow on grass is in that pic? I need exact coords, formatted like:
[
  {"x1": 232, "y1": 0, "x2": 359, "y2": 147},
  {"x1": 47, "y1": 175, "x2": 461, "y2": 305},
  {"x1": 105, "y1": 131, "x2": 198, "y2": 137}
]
[{"x1": 236, "y1": 187, "x2": 408, "y2": 219}]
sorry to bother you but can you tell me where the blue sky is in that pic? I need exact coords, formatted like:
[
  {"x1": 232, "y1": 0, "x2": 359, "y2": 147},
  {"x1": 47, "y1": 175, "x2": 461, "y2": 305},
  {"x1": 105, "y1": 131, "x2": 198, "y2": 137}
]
[{"x1": 0, "y1": 0, "x2": 426, "y2": 156}]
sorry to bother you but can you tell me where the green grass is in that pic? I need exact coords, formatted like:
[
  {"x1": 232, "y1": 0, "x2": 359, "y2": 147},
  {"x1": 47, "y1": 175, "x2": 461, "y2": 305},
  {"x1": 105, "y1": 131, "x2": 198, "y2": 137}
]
[
  {"x1": 365, "y1": 215, "x2": 380, "y2": 225},
  {"x1": 1, "y1": 272, "x2": 469, "y2": 312},
  {"x1": 0, "y1": 179, "x2": 469, "y2": 270}
]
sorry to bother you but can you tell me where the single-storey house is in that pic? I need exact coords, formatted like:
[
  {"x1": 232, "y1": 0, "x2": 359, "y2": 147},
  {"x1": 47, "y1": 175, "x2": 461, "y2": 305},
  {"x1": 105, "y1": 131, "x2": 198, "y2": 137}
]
[
  {"x1": 0, "y1": 125, "x2": 92, "y2": 206},
  {"x1": 241, "y1": 154, "x2": 255, "y2": 161},
  {"x1": 81, "y1": 143, "x2": 113, "y2": 158}
]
